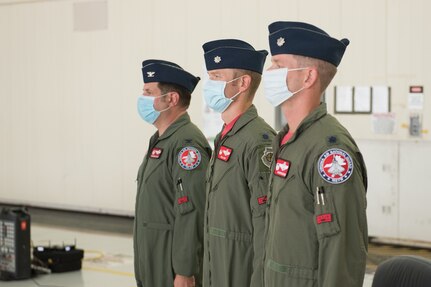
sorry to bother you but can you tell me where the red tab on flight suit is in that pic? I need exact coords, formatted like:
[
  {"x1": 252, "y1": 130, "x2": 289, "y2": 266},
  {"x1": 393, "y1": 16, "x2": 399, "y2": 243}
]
[
  {"x1": 274, "y1": 159, "x2": 290, "y2": 178},
  {"x1": 316, "y1": 213, "x2": 332, "y2": 224},
  {"x1": 177, "y1": 196, "x2": 189, "y2": 205},
  {"x1": 257, "y1": 195, "x2": 267, "y2": 205},
  {"x1": 150, "y1": 148, "x2": 163, "y2": 159},
  {"x1": 21, "y1": 220, "x2": 27, "y2": 231},
  {"x1": 217, "y1": 146, "x2": 233, "y2": 162}
]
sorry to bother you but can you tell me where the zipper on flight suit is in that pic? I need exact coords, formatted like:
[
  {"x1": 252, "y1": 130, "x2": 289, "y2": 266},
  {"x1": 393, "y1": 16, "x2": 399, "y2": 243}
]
[
  {"x1": 135, "y1": 135, "x2": 160, "y2": 280},
  {"x1": 206, "y1": 132, "x2": 230, "y2": 287},
  {"x1": 262, "y1": 135, "x2": 288, "y2": 284}
]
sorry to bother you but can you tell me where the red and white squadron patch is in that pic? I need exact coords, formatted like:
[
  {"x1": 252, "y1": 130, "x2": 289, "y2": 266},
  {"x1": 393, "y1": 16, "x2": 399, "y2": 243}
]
[
  {"x1": 274, "y1": 159, "x2": 290, "y2": 178},
  {"x1": 217, "y1": 146, "x2": 233, "y2": 162},
  {"x1": 178, "y1": 147, "x2": 201, "y2": 170},
  {"x1": 150, "y1": 148, "x2": 163, "y2": 159},
  {"x1": 318, "y1": 148, "x2": 353, "y2": 184}
]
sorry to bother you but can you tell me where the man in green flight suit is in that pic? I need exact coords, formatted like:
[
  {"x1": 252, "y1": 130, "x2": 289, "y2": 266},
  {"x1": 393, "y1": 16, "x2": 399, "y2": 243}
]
[
  {"x1": 134, "y1": 59, "x2": 211, "y2": 287},
  {"x1": 262, "y1": 22, "x2": 368, "y2": 287},
  {"x1": 201, "y1": 39, "x2": 276, "y2": 287}
]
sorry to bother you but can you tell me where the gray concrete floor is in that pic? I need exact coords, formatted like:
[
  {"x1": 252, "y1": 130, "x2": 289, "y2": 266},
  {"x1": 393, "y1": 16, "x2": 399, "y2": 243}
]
[{"x1": 2, "y1": 206, "x2": 431, "y2": 286}]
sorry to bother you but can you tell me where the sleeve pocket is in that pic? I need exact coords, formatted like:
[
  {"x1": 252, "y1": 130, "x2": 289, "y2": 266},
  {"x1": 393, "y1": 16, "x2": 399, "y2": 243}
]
[
  {"x1": 175, "y1": 181, "x2": 195, "y2": 215},
  {"x1": 250, "y1": 172, "x2": 270, "y2": 218},
  {"x1": 314, "y1": 187, "x2": 341, "y2": 239}
]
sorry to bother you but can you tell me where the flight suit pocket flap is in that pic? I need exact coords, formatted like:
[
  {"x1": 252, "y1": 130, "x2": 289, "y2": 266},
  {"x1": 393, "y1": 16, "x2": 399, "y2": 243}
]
[
  {"x1": 266, "y1": 259, "x2": 317, "y2": 280},
  {"x1": 143, "y1": 222, "x2": 173, "y2": 230}
]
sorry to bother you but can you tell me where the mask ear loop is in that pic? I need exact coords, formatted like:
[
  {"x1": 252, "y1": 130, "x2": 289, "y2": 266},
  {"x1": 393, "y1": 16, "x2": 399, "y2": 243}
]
[
  {"x1": 225, "y1": 76, "x2": 244, "y2": 101},
  {"x1": 154, "y1": 92, "x2": 172, "y2": 112}
]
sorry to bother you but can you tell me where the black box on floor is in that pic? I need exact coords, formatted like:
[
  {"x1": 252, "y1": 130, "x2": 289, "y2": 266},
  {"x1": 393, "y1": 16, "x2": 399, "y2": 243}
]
[
  {"x1": 0, "y1": 207, "x2": 31, "y2": 281},
  {"x1": 33, "y1": 245, "x2": 84, "y2": 273}
]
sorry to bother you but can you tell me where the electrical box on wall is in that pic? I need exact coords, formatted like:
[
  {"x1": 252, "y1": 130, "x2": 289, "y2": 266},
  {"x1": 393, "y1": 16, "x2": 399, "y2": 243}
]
[{"x1": 407, "y1": 86, "x2": 425, "y2": 138}]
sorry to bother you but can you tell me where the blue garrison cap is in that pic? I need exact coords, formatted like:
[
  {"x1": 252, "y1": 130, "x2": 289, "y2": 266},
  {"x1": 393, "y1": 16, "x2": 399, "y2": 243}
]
[
  {"x1": 141, "y1": 59, "x2": 200, "y2": 93},
  {"x1": 203, "y1": 39, "x2": 268, "y2": 74},
  {"x1": 268, "y1": 21, "x2": 350, "y2": 67}
]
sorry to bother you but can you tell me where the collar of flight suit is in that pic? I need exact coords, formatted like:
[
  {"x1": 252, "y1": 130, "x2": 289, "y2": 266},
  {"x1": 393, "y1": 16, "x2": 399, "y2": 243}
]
[
  {"x1": 277, "y1": 102, "x2": 328, "y2": 144},
  {"x1": 222, "y1": 104, "x2": 259, "y2": 138},
  {"x1": 155, "y1": 112, "x2": 191, "y2": 141}
]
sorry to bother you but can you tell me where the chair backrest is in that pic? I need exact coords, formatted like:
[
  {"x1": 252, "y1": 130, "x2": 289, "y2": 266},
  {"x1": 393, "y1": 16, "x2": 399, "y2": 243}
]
[{"x1": 372, "y1": 255, "x2": 431, "y2": 287}]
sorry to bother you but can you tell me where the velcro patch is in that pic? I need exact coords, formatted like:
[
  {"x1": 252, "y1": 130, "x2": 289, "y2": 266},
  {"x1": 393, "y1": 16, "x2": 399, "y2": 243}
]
[
  {"x1": 318, "y1": 148, "x2": 354, "y2": 184},
  {"x1": 261, "y1": 147, "x2": 273, "y2": 168},
  {"x1": 316, "y1": 213, "x2": 332, "y2": 224},
  {"x1": 177, "y1": 196, "x2": 189, "y2": 205},
  {"x1": 217, "y1": 146, "x2": 233, "y2": 162},
  {"x1": 257, "y1": 196, "x2": 267, "y2": 205},
  {"x1": 150, "y1": 148, "x2": 163, "y2": 159},
  {"x1": 178, "y1": 147, "x2": 201, "y2": 170},
  {"x1": 274, "y1": 159, "x2": 290, "y2": 178}
]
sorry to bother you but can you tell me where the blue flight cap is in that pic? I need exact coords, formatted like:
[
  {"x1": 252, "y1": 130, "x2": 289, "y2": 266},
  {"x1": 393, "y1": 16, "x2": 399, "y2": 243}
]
[
  {"x1": 268, "y1": 21, "x2": 350, "y2": 67},
  {"x1": 141, "y1": 59, "x2": 200, "y2": 93},
  {"x1": 203, "y1": 39, "x2": 268, "y2": 74}
]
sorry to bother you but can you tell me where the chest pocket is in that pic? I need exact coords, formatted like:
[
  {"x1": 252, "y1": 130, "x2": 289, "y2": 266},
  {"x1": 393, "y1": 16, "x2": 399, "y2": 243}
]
[
  {"x1": 142, "y1": 160, "x2": 165, "y2": 184},
  {"x1": 208, "y1": 161, "x2": 236, "y2": 192},
  {"x1": 271, "y1": 173, "x2": 296, "y2": 205}
]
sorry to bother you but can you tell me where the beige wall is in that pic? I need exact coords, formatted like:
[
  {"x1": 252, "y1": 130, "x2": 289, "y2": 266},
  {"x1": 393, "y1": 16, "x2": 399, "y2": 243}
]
[{"x1": 0, "y1": 0, "x2": 430, "y2": 214}]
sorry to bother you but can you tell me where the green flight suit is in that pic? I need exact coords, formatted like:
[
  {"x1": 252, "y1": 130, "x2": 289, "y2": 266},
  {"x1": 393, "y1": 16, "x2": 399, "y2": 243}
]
[
  {"x1": 203, "y1": 105, "x2": 276, "y2": 287},
  {"x1": 134, "y1": 113, "x2": 211, "y2": 287},
  {"x1": 263, "y1": 103, "x2": 368, "y2": 287}
]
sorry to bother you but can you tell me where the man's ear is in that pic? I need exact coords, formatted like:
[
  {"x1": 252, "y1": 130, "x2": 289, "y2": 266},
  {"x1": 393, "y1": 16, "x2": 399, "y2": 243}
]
[
  {"x1": 304, "y1": 67, "x2": 318, "y2": 89},
  {"x1": 239, "y1": 75, "x2": 252, "y2": 93},
  {"x1": 167, "y1": 91, "x2": 180, "y2": 107}
]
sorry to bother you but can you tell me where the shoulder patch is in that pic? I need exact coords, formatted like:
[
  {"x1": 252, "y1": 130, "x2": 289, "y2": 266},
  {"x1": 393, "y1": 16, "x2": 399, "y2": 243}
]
[
  {"x1": 178, "y1": 147, "x2": 201, "y2": 170},
  {"x1": 261, "y1": 146, "x2": 273, "y2": 168},
  {"x1": 318, "y1": 148, "x2": 353, "y2": 184}
]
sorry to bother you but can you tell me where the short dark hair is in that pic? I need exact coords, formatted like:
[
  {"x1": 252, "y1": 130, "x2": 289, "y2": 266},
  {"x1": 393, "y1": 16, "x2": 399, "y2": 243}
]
[
  {"x1": 158, "y1": 82, "x2": 191, "y2": 108},
  {"x1": 293, "y1": 55, "x2": 337, "y2": 93},
  {"x1": 233, "y1": 69, "x2": 262, "y2": 100}
]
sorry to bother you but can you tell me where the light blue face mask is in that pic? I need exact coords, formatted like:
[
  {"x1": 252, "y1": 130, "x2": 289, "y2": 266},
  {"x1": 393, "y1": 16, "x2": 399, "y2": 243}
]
[
  {"x1": 263, "y1": 67, "x2": 308, "y2": 107},
  {"x1": 137, "y1": 94, "x2": 170, "y2": 124},
  {"x1": 203, "y1": 77, "x2": 242, "y2": 113}
]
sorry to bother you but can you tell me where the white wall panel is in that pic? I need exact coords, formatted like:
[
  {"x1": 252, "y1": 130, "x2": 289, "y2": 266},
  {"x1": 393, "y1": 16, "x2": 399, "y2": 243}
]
[
  {"x1": 0, "y1": 0, "x2": 430, "y2": 218},
  {"x1": 399, "y1": 141, "x2": 431, "y2": 242},
  {"x1": 358, "y1": 140, "x2": 399, "y2": 238}
]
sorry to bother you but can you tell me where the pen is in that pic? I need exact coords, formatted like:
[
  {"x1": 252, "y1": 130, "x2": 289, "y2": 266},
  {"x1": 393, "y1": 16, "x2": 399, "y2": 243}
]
[
  {"x1": 318, "y1": 186, "x2": 325, "y2": 206},
  {"x1": 177, "y1": 178, "x2": 184, "y2": 192}
]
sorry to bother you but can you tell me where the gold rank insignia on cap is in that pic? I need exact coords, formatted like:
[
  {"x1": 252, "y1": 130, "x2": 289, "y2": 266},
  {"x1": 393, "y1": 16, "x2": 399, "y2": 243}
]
[
  {"x1": 146, "y1": 71, "x2": 155, "y2": 78},
  {"x1": 277, "y1": 37, "x2": 285, "y2": 47},
  {"x1": 214, "y1": 56, "x2": 221, "y2": 63}
]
